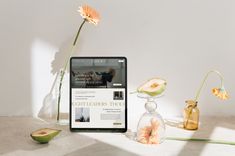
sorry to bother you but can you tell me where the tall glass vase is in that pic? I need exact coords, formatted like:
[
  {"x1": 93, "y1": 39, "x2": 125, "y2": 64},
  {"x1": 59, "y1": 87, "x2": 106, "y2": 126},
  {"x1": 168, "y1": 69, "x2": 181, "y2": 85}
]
[
  {"x1": 56, "y1": 70, "x2": 70, "y2": 125},
  {"x1": 38, "y1": 70, "x2": 69, "y2": 124}
]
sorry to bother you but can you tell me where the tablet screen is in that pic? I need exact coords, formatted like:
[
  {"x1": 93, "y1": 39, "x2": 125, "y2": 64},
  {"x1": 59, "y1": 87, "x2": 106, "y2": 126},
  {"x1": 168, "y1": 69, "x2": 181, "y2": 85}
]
[{"x1": 70, "y1": 57, "x2": 127, "y2": 132}]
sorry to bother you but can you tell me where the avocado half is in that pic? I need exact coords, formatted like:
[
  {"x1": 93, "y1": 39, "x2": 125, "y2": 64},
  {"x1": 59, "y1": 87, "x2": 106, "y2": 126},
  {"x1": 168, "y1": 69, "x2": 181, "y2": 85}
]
[
  {"x1": 30, "y1": 128, "x2": 61, "y2": 144},
  {"x1": 137, "y1": 78, "x2": 167, "y2": 96}
]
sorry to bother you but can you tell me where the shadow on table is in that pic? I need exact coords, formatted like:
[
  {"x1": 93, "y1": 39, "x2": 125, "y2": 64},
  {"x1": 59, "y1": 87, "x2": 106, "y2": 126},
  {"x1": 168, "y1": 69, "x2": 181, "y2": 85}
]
[
  {"x1": 165, "y1": 118, "x2": 184, "y2": 129},
  {"x1": 169, "y1": 117, "x2": 235, "y2": 156},
  {"x1": 65, "y1": 141, "x2": 138, "y2": 156},
  {"x1": 0, "y1": 117, "x2": 50, "y2": 155}
]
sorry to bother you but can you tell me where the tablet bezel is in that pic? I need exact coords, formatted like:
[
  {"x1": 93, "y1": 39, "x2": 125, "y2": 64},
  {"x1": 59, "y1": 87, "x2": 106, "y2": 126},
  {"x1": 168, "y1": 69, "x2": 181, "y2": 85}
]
[{"x1": 70, "y1": 57, "x2": 127, "y2": 132}]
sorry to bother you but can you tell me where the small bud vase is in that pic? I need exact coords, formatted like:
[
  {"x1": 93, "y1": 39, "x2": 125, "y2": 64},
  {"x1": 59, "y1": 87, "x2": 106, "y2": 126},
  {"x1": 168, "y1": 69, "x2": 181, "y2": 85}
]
[{"x1": 183, "y1": 100, "x2": 199, "y2": 130}]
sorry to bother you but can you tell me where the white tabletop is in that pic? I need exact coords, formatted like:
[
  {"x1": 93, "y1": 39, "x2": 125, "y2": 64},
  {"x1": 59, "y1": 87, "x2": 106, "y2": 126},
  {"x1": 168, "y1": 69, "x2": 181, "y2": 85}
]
[{"x1": 0, "y1": 117, "x2": 235, "y2": 156}]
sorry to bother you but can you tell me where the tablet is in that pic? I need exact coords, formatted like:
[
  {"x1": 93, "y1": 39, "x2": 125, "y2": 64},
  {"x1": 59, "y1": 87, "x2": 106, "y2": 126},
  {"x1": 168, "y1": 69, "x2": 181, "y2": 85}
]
[{"x1": 70, "y1": 57, "x2": 127, "y2": 132}]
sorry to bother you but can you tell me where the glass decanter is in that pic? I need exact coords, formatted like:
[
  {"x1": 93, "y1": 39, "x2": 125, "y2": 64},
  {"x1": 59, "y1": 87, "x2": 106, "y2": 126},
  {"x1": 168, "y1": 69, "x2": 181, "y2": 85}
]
[{"x1": 136, "y1": 93, "x2": 165, "y2": 144}]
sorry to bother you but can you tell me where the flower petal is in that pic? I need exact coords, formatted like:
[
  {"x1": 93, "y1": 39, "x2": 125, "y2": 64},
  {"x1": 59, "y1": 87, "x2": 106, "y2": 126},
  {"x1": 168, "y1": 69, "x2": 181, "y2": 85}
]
[
  {"x1": 78, "y1": 5, "x2": 100, "y2": 25},
  {"x1": 212, "y1": 88, "x2": 229, "y2": 100}
]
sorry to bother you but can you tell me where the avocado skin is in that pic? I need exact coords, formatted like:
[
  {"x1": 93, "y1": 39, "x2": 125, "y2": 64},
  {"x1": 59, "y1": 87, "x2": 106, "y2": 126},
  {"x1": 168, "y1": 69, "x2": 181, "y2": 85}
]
[{"x1": 30, "y1": 129, "x2": 61, "y2": 144}]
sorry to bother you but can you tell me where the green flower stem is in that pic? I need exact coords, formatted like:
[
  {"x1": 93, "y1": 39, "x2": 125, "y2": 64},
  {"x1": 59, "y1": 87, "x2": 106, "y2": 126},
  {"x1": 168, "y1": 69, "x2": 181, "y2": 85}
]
[
  {"x1": 166, "y1": 137, "x2": 235, "y2": 146},
  {"x1": 73, "y1": 19, "x2": 86, "y2": 46},
  {"x1": 57, "y1": 19, "x2": 86, "y2": 122},
  {"x1": 194, "y1": 70, "x2": 224, "y2": 102}
]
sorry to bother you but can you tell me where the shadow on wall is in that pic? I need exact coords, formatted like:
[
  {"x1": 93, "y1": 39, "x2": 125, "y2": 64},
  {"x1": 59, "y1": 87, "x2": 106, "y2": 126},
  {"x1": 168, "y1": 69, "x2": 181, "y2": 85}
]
[
  {"x1": 51, "y1": 39, "x2": 74, "y2": 75},
  {"x1": 38, "y1": 33, "x2": 84, "y2": 118},
  {"x1": 0, "y1": 0, "x2": 82, "y2": 116},
  {"x1": 38, "y1": 8, "x2": 87, "y2": 118},
  {"x1": 38, "y1": 38, "x2": 75, "y2": 119}
]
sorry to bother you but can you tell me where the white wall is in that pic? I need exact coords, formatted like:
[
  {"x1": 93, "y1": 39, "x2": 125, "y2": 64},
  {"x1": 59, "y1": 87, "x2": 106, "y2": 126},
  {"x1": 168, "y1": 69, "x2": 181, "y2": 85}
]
[{"x1": 0, "y1": 0, "x2": 234, "y2": 121}]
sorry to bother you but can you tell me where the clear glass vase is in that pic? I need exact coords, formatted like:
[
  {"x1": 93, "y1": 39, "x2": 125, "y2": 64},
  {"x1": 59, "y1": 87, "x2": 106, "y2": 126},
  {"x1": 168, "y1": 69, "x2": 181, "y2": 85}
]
[
  {"x1": 136, "y1": 93, "x2": 165, "y2": 144},
  {"x1": 55, "y1": 70, "x2": 70, "y2": 124},
  {"x1": 183, "y1": 100, "x2": 199, "y2": 130},
  {"x1": 38, "y1": 70, "x2": 69, "y2": 125}
]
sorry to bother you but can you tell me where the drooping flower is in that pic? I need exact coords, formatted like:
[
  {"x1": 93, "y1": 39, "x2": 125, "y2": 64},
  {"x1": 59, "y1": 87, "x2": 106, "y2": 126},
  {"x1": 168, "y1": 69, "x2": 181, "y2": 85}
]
[
  {"x1": 212, "y1": 88, "x2": 229, "y2": 100},
  {"x1": 183, "y1": 70, "x2": 229, "y2": 130},
  {"x1": 193, "y1": 70, "x2": 230, "y2": 102},
  {"x1": 137, "y1": 118, "x2": 159, "y2": 144},
  {"x1": 78, "y1": 5, "x2": 100, "y2": 25}
]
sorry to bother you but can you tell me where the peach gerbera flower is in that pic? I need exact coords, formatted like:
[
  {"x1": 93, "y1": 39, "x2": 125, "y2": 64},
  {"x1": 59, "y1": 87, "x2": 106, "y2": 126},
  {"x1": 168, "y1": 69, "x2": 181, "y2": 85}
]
[
  {"x1": 137, "y1": 118, "x2": 159, "y2": 144},
  {"x1": 212, "y1": 88, "x2": 229, "y2": 100},
  {"x1": 55, "y1": 5, "x2": 100, "y2": 121},
  {"x1": 78, "y1": 5, "x2": 100, "y2": 25}
]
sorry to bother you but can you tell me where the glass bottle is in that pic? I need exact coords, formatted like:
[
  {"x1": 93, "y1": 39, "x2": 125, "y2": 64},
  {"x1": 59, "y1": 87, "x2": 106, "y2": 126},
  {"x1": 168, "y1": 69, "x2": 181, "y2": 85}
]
[
  {"x1": 137, "y1": 94, "x2": 165, "y2": 144},
  {"x1": 183, "y1": 100, "x2": 199, "y2": 130}
]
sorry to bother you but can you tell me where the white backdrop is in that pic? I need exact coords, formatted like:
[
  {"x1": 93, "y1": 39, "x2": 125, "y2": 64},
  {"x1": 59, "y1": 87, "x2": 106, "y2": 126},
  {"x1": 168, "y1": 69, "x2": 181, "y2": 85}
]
[{"x1": 0, "y1": 0, "x2": 234, "y2": 124}]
